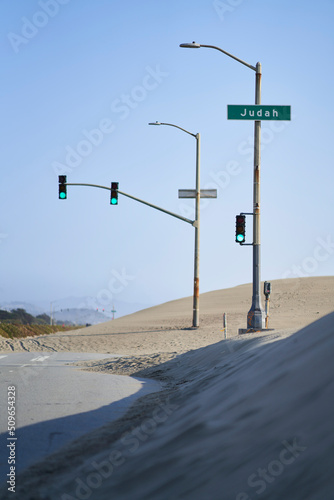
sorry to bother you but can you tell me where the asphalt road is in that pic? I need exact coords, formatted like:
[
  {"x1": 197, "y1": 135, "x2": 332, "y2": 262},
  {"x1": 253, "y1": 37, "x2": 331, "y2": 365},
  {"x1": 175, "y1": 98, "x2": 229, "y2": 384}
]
[{"x1": 0, "y1": 352, "x2": 161, "y2": 480}]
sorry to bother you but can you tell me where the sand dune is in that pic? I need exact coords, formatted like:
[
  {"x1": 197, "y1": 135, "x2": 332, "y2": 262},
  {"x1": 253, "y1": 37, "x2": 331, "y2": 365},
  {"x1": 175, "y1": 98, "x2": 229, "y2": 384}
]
[
  {"x1": 1, "y1": 276, "x2": 334, "y2": 499},
  {"x1": 0, "y1": 276, "x2": 333, "y2": 355}
]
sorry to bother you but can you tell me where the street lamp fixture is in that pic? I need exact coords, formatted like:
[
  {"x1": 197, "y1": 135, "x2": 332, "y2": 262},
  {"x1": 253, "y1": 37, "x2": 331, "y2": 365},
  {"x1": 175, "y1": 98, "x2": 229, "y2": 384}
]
[
  {"x1": 180, "y1": 41, "x2": 265, "y2": 330},
  {"x1": 179, "y1": 42, "x2": 201, "y2": 49}
]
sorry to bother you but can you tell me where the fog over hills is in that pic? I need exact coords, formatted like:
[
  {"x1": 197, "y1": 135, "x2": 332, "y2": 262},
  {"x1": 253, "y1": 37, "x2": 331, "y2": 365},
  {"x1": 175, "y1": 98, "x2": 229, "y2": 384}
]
[{"x1": 0, "y1": 297, "x2": 151, "y2": 325}]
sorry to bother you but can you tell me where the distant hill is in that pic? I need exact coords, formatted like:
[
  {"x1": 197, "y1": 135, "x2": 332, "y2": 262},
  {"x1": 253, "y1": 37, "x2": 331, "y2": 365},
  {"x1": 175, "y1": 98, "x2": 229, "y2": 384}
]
[
  {"x1": 0, "y1": 308, "x2": 82, "y2": 339},
  {"x1": 52, "y1": 308, "x2": 107, "y2": 326},
  {"x1": 0, "y1": 306, "x2": 103, "y2": 327},
  {"x1": 0, "y1": 297, "x2": 152, "y2": 324},
  {"x1": 0, "y1": 308, "x2": 52, "y2": 325}
]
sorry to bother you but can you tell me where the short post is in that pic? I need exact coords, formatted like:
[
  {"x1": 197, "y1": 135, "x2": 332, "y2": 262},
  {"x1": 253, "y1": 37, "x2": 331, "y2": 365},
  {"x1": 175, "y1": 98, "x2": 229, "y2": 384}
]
[
  {"x1": 265, "y1": 297, "x2": 270, "y2": 328},
  {"x1": 263, "y1": 281, "x2": 271, "y2": 329},
  {"x1": 222, "y1": 312, "x2": 227, "y2": 338}
]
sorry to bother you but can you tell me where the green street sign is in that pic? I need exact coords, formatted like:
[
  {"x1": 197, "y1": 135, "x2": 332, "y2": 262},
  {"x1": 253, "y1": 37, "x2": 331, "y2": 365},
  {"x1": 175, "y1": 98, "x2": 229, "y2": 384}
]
[{"x1": 227, "y1": 105, "x2": 291, "y2": 121}]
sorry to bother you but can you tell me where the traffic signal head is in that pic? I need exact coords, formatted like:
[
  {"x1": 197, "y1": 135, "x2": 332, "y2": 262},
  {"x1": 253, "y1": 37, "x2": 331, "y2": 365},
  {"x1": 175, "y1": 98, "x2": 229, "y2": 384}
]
[
  {"x1": 235, "y1": 214, "x2": 246, "y2": 243},
  {"x1": 264, "y1": 281, "x2": 271, "y2": 296},
  {"x1": 110, "y1": 182, "x2": 118, "y2": 205},
  {"x1": 59, "y1": 175, "x2": 67, "y2": 199}
]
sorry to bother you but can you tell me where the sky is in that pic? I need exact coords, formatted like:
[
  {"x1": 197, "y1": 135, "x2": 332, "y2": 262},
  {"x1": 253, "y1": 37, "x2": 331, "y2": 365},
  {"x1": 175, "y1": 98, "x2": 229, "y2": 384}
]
[{"x1": 1, "y1": 0, "x2": 334, "y2": 316}]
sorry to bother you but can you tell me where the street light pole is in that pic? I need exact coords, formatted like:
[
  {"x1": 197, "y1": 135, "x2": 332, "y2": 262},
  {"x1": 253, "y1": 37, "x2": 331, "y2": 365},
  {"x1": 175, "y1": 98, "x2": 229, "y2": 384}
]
[
  {"x1": 248, "y1": 62, "x2": 265, "y2": 329},
  {"x1": 193, "y1": 132, "x2": 200, "y2": 328},
  {"x1": 180, "y1": 42, "x2": 265, "y2": 330},
  {"x1": 149, "y1": 122, "x2": 201, "y2": 328}
]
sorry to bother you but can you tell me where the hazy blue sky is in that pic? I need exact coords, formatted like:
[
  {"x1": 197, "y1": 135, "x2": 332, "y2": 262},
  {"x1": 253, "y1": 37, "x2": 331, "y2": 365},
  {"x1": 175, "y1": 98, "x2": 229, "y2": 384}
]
[{"x1": 1, "y1": 0, "x2": 333, "y2": 314}]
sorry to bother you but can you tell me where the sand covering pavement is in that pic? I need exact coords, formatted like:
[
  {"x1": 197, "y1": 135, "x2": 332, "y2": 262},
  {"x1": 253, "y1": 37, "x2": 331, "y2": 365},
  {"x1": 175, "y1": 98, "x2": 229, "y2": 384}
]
[{"x1": 0, "y1": 276, "x2": 334, "y2": 499}]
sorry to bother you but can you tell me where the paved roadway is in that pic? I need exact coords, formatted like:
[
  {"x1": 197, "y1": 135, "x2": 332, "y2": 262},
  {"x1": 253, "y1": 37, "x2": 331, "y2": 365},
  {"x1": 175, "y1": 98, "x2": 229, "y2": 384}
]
[{"x1": 0, "y1": 352, "x2": 161, "y2": 480}]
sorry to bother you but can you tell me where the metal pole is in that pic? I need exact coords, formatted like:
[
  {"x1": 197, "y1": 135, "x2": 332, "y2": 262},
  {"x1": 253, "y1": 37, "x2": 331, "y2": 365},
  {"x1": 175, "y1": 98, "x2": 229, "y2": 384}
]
[
  {"x1": 65, "y1": 183, "x2": 195, "y2": 226},
  {"x1": 199, "y1": 44, "x2": 257, "y2": 71},
  {"x1": 179, "y1": 44, "x2": 266, "y2": 330},
  {"x1": 193, "y1": 133, "x2": 200, "y2": 327},
  {"x1": 118, "y1": 190, "x2": 195, "y2": 226},
  {"x1": 247, "y1": 62, "x2": 265, "y2": 329},
  {"x1": 149, "y1": 122, "x2": 201, "y2": 328}
]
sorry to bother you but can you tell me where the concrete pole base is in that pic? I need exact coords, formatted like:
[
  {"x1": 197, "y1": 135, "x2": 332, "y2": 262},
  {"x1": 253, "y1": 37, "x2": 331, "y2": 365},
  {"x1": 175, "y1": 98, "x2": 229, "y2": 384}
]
[{"x1": 247, "y1": 308, "x2": 266, "y2": 330}]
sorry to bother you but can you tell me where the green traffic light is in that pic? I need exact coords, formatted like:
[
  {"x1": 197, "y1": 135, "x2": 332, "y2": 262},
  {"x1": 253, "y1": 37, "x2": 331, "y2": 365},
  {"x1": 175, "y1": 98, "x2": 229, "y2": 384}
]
[
  {"x1": 58, "y1": 175, "x2": 67, "y2": 199},
  {"x1": 235, "y1": 214, "x2": 246, "y2": 243},
  {"x1": 110, "y1": 182, "x2": 118, "y2": 205}
]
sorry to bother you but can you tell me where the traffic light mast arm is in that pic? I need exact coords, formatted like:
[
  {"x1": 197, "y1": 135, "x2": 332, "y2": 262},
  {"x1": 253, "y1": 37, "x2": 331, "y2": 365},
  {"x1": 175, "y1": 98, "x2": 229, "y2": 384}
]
[
  {"x1": 65, "y1": 183, "x2": 196, "y2": 226},
  {"x1": 66, "y1": 183, "x2": 111, "y2": 192},
  {"x1": 118, "y1": 189, "x2": 195, "y2": 226}
]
